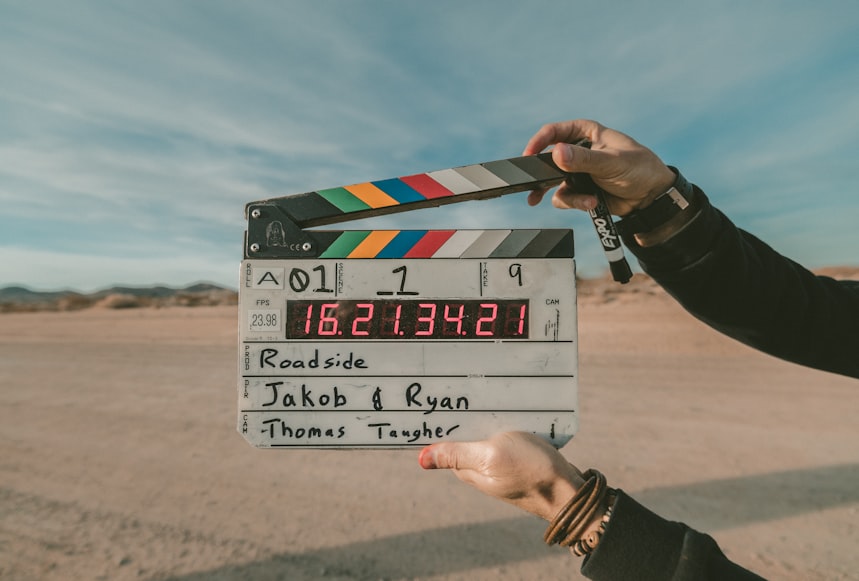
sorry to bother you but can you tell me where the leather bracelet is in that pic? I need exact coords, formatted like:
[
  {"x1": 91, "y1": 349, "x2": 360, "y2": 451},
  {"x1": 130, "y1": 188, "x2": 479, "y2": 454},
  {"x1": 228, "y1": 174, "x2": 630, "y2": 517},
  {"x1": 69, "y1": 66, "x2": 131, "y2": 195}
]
[
  {"x1": 573, "y1": 491, "x2": 616, "y2": 556},
  {"x1": 616, "y1": 167, "x2": 694, "y2": 236},
  {"x1": 544, "y1": 468, "x2": 613, "y2": 554}
]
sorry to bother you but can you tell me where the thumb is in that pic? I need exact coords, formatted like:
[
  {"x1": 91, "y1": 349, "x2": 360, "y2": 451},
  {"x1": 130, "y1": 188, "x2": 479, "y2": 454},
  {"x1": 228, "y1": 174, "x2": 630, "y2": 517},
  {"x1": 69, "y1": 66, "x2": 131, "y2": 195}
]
[
  {"x1": 552, "y1": 142, "x2": 601, "y2": 174},
  {"x1": 419, "y1": 441, "x2": 484, "y2": 471}
]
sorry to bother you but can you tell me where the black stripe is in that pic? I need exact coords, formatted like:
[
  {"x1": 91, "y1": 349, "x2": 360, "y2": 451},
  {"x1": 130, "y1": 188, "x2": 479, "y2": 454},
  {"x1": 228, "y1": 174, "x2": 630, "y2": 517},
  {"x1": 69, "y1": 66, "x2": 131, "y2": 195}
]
[
  {"x1": 509, "y1": 154, "x2": 565, "y2": 181},
  {"x1": 280, "y1": 191, "x2": 344, "y2": 225},
  {"x1": 518, "y1": 229, "x2": 574, "y2": 258}
]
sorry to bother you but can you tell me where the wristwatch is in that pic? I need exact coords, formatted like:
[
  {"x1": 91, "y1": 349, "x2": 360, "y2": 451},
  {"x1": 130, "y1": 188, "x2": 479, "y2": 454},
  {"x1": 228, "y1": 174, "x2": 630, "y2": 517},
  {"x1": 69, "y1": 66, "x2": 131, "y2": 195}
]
[{"x1": 616, "y1": 167, "x2": 694, "y2": 236}]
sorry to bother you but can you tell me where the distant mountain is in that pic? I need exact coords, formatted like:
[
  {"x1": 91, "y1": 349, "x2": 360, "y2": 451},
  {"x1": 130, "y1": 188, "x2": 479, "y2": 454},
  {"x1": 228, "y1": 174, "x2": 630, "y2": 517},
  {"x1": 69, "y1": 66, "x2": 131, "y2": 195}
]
[
  {"x1": 0, "y1": 283, "x2": 238, "y2": 312},
  {"x1": 88, "y1": 283, "x2": 229, "y2": 299},
  {"x1": 0, "y1": 286, "x2": 87, "y2": 304}
]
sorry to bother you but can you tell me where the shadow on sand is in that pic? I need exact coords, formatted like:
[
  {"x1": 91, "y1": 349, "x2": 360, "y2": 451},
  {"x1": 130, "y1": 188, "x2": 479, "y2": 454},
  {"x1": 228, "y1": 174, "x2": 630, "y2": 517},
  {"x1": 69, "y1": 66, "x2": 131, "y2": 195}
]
[{"x1": 164, "y1": 462, "x2": 859, "y2": 580}]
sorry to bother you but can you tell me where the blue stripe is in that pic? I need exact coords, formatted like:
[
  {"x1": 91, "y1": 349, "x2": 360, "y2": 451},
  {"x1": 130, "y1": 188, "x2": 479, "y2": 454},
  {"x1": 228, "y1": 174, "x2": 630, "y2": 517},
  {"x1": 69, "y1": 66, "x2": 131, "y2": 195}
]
[
  {"x1": 376, "y1": 230, "x2": 428, "y2": 258},
  {"x1": 372, "y1": 178, "x2": 426, "y2": 204}
]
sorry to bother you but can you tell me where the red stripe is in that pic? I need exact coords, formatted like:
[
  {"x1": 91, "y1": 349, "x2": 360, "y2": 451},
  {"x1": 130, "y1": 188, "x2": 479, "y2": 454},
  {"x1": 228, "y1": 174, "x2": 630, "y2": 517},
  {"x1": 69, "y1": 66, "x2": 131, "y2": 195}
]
[
  {"x1": 404, "y1": 230, "x2": 456, "y2": 258},
  {"x1": 400, "y1": 173, "x2": 454, "y2": 199}
]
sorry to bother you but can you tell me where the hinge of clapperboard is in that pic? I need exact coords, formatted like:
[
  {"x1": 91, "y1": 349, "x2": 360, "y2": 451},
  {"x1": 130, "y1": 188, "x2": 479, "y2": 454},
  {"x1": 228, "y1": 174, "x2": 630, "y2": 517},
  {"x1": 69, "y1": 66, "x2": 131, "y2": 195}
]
[{"x1": 243, "y1": 150, "x2": 631, "y2": 281}]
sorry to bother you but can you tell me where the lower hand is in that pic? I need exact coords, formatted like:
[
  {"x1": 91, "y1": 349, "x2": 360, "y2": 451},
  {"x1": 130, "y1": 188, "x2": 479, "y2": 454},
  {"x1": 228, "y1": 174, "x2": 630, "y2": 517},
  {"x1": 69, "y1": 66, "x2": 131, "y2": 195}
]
[{"x1": 419, "y1": 431, "x2": 584, "y2": 521}]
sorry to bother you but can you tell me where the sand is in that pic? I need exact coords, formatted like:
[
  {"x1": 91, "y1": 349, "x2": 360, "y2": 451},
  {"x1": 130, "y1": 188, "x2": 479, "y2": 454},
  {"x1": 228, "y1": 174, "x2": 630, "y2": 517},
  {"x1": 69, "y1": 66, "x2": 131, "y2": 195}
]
[{"x1": 1, "y1": 285, "x2": 857, "y2": 580}]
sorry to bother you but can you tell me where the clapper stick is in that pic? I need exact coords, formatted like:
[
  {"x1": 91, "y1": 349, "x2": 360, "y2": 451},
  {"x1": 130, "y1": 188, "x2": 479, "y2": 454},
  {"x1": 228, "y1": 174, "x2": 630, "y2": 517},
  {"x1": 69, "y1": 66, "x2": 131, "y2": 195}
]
[
  {"x1": 247, "y1": 154, "x2": 565, "y2": 230},
  {"x1": 243, "y1": 152, "x2": 631, "y2": 282}
]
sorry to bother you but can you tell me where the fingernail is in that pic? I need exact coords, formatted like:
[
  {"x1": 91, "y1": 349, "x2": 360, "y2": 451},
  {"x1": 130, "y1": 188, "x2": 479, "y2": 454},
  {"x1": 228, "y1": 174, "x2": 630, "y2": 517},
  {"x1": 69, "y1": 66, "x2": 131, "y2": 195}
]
[
  {"x1": 556, "y1": 144, "x2": 573, "y2": 165},
  {"x1": 418, "y1": 447, "x2": 436, "y2": 469}
]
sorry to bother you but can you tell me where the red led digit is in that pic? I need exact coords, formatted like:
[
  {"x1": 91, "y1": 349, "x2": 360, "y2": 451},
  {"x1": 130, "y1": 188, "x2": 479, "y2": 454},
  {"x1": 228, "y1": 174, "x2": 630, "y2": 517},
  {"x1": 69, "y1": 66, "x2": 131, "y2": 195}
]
[
  {"x1": 442, "y1": 303, "x2": 465, "y2": 336},
  {"x1": 505, "y1": 302, "x2": 527, "y2": 336},
  {"x1": 476, "y1": 303, "x2": 498, "y2": 336},
  {"x1": 380, "y1": 302, "x2": 403, "y2": 336},
  {"x1": 303, "y1": 303, "x2": 313, "y2": 336},
  {"x1": 515, "y1": 303, "x2": 527, "y2": 335},
  {"x1": 352, "y1": 303, "x2": 374, "y2": 336},
  {"x1": 318, "y1": 303, "x2": 339, "y2": 336},
  {"x1": 415, "y1": 303, "x2": 437, "y2": 336}
]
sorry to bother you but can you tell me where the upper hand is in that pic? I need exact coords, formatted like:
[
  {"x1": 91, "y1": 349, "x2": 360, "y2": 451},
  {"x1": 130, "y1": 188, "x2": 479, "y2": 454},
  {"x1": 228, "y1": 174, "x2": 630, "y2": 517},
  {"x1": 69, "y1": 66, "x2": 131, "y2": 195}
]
[
  {"x1": 523, "y1": 119, "x2": 676, "y2": 216},
  {"x1": 419, "y1": 431, "x2": 584, "y2": 521}
]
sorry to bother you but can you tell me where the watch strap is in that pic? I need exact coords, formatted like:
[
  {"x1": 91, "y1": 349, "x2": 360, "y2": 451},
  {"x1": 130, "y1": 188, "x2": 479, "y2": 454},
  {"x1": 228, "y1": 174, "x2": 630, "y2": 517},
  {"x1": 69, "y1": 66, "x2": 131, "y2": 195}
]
[{"x1": 616, "y1": 168, "x2": 694, "y2": 236}]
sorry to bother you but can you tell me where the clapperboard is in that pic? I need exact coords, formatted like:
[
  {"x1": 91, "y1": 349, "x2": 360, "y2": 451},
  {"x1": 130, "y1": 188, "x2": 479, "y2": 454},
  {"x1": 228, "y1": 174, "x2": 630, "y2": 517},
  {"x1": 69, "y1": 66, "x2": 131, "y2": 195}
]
[{"x1": 238, "y1": 153, "x2": 580, "y2": 449}]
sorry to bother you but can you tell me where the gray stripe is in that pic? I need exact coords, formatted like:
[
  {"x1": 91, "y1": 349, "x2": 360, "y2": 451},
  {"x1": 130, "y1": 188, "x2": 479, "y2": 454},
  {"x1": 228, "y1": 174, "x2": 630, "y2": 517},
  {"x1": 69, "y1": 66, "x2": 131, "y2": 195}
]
[
  {"x1": 490, "y1": 229, "x2": 541, "y2": 257},
  {"x1": 482, "y1": 159, "x2": 537, "y2": 187},
  {"x1": 461, "y1": 230, "x2": 512, "y2": 258},
  {"x1": 454, "y1": 164, "x2": 509, "y2": 189}
]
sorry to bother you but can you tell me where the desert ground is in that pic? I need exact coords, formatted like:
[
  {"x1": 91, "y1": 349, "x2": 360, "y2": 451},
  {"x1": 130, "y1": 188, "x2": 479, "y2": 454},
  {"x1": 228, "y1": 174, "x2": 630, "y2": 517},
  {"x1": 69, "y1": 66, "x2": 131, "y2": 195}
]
[{"x1": 1, "y1": 276, "x2": 857, "y2": 581}]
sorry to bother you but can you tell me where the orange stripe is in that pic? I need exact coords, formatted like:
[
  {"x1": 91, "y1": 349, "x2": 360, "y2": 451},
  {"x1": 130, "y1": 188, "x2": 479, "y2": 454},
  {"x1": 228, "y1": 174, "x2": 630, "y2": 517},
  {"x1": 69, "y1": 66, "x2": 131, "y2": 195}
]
[
  {"x1": 344, "y1": 182, "x2": 399, "y2": 208},
  {"x1": 347, "y1": 230, "x2": 400, "y2": 258}
]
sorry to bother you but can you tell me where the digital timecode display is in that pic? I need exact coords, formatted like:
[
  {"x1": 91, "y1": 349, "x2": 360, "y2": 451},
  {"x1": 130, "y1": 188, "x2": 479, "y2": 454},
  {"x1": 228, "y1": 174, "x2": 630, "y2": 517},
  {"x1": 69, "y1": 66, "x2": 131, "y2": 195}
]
[{"x1": 286, "y1": 299, "x2": 529, "y2": 340}]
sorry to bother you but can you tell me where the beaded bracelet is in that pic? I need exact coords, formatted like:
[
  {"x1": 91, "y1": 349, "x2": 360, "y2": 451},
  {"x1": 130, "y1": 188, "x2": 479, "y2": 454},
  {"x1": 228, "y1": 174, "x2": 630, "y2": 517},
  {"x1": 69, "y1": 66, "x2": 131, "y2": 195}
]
[{"x1": 572, "y1": 491, "x2": 616, "y2": 556}]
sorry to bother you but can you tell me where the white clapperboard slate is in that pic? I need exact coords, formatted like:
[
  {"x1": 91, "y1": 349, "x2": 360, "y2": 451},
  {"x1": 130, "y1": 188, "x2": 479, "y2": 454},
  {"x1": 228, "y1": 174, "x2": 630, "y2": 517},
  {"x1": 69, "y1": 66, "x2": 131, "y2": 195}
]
[{"x1": 239, "y1": 153, "x2": 579, "y2": 449}]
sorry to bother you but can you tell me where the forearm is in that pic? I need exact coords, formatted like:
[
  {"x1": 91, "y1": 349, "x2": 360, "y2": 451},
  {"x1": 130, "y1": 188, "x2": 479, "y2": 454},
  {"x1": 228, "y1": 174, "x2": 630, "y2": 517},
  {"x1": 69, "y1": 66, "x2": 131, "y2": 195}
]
[
  {"x1": 581, "y1": 491, "x2": 764, "y2": 581},
  {"x1": 620, "y1": 185, "x2": 859, "y2": 378}
]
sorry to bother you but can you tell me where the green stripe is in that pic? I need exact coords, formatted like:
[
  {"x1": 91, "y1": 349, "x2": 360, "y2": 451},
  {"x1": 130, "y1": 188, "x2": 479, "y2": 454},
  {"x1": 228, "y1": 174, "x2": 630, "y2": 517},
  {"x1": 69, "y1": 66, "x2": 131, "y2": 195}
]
[
  {"x1": 317, "y1": 187, "x2": 371, "y2": 214},
  {"x1": 318, "y1": 231, "x2": 371, "y2": 258}
]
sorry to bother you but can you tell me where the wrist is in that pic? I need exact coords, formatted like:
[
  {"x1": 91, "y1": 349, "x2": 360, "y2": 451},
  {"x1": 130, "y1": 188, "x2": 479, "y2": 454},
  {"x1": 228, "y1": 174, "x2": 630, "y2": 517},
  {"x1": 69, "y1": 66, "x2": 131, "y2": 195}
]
[
  {"x1": 542, "y1": 472, "x2": 584, "y2": 521},
  {"x1": 616, "y1": 167, "x2": 697, "y2": 245},
  {"x1": 544, "y1": 469, "x2": 614, "y2": 556},
  {"x1": 633, "y1": 166, "x2": 677, "y2": 212}
]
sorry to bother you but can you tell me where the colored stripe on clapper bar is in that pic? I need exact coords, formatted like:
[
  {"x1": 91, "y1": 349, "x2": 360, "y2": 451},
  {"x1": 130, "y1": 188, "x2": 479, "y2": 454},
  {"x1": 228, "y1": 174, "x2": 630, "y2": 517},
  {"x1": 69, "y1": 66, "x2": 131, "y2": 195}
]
[
  {"x1": 317, "y1": 229, "x2": 573, "y2": 259},
  {"x1": 286, "y1": 155, "x2": 566, "y2": 226}
]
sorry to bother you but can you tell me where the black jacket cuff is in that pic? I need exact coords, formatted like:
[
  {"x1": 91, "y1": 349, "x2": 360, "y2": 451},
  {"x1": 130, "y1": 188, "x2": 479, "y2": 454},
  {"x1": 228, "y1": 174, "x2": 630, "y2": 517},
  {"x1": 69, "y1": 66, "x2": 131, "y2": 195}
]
[{"x1": 620, "y1": 188, "x2": 723, "y2": 274}]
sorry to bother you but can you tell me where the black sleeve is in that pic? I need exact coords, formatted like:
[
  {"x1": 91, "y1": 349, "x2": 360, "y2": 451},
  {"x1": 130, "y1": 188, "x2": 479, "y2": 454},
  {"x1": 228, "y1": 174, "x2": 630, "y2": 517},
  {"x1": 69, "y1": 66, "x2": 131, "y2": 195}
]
[
  {"x1": 581, "y1": 491, "x2": 765, "y2": 581},
  {"x1": 621, "y1": 188, "x2": 859, "y2": 379}
]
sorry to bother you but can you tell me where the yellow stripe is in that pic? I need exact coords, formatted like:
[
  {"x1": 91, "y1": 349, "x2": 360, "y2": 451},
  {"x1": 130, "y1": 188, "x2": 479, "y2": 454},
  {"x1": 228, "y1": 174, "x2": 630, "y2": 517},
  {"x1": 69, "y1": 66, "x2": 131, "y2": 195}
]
[
  {"x1": 345, "y1": 182, "x2": 399, "y2": 208},
  {"x1": 348, "y1": 230, "x2": 400, "y2": 258}
]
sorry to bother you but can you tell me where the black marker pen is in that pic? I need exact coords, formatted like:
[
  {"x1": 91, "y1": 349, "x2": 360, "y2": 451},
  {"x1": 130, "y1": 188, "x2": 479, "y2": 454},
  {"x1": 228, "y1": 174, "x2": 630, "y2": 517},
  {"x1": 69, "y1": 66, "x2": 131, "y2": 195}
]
[{"x1": 567, "y1": 140, "x2": 632, "y2": 284}]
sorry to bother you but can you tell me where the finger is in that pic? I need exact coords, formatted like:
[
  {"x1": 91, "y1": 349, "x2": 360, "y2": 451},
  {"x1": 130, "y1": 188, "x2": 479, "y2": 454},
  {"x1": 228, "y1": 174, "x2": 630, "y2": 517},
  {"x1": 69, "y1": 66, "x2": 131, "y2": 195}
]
[
  {"x1": 526, "y1": 186, "x2": 550, "y2": 206},
  {"x1": 419, "y1": 441, "x2": 485, "y2": 471},
  {"x1": 535, "y1": 181, "x2": 596, "y2": 211},
  {"x1": 529, "y1": 186, "x2": 591, "y2": 211},
  {"x1": 522, "y1": 119, "x2": 601, "y2": 156},
  {"x1": 552, "y1": 190, "x2": 597, "y2": 211}
]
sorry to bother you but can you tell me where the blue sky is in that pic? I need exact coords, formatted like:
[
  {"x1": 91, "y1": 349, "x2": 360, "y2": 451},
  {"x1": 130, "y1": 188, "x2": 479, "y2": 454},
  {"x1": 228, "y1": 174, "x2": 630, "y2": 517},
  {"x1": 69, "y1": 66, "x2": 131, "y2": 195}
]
[{"x1": 1, "y1": 0, "x2": 857, "y2": 291}]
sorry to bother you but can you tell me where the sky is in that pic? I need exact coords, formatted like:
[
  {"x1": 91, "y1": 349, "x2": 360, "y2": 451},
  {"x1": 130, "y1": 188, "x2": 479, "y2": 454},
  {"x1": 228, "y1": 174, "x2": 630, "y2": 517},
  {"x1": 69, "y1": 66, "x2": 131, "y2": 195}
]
[{"x1": 1, "y1": 0, "x2": 858, "y2": 291}]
